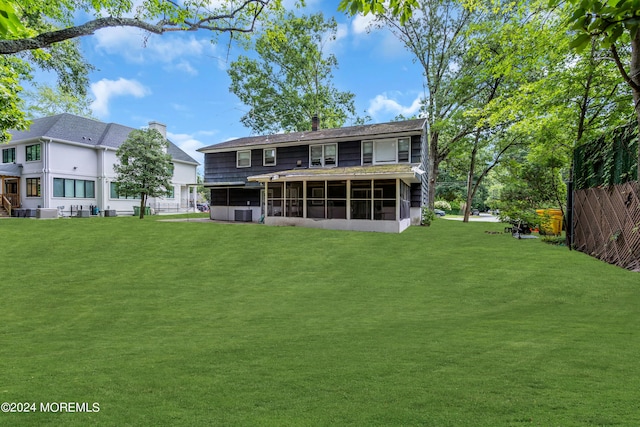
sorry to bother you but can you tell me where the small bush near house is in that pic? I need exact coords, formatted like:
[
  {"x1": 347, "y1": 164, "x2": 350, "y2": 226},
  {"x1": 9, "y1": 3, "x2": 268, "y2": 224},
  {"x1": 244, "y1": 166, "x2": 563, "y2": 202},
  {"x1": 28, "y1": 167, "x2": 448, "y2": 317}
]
[
  {"x1": 434, "y1": 200, "x2": 452, "y2": 211},
  {"x1": 421, "y1": 206, "x2": 437, "y2": 226}
]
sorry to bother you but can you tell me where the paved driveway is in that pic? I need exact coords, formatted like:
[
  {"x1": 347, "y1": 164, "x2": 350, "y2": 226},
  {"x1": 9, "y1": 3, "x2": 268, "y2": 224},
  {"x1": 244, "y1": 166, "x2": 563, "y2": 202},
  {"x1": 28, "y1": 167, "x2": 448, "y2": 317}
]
[{"x1": 441, "y1": 213, "x2": 501, "y2": 222}]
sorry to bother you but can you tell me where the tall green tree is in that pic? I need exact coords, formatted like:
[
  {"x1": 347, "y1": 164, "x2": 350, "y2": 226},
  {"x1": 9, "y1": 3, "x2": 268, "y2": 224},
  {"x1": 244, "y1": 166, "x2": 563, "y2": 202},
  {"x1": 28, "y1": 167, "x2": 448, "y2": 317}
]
[
  {"x1": 366, "y1": 0, "x2": 480, "y2": 209},
  {"x1": 0, "y1": 0, "x2": 276, "y2": 55},
  {"x1": 562, "y1": 0, "x2": 640, "y2": 178},
  {"x1": 0, "y1": 0, "x2": 281, "y2": 141},
  {"x1": 114, "y1": 128, "x2": 174, "y2": 219},
  {"x1": 25, "y1": 83, "x2": 95, "y2": 119},
  {"x1": 228, "y1": 12, "x2": 356, "y2": 134}
]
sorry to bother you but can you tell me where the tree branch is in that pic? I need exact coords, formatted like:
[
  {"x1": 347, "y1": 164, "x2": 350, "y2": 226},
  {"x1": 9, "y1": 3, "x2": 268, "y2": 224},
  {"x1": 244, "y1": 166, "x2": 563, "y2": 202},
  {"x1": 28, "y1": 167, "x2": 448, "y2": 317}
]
[
  {"x1": 0, "y1": 0, "x2": 269, "y2": 55},
  {"x1": 610, "y1": 43, "x2": 640, "y2": 93}
]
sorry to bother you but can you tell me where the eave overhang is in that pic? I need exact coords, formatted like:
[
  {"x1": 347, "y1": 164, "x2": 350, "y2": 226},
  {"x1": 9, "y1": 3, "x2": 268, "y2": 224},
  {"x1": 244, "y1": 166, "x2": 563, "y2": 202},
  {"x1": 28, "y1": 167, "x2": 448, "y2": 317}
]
[{"x1": 248, "y1": 164, "x2": 425, "y2": 185}]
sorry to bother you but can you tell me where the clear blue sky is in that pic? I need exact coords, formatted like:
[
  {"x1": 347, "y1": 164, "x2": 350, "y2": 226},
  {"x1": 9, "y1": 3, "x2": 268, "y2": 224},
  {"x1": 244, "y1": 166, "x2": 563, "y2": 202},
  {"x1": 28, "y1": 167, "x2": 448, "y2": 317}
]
[{"x1": 75, "y1": 1, "x2": 425, "y2": 168}]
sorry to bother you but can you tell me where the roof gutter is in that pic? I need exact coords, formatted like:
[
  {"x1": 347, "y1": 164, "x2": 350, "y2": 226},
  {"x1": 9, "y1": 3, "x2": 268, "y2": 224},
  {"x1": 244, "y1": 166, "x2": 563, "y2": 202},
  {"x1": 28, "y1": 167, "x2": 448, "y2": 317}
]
[{"x1": 197, "y1": 130, "x2": 425, "y2": 154}]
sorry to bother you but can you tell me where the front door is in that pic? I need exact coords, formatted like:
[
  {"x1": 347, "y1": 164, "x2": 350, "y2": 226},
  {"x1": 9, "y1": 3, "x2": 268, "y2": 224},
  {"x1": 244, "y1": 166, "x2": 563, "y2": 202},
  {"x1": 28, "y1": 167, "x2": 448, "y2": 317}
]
[{"x1": 4, "y1": 179, "x2": 19, "y2": 207}]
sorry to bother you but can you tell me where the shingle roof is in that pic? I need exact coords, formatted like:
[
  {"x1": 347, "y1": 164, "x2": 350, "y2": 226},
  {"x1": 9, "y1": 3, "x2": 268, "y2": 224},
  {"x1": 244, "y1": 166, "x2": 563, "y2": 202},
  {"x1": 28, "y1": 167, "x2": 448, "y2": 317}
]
[
  {"x1": 8, "y1": 113, "x2": 199, "y2": 164},
  {"x1": 248, "y1": 164, "x2": 424, "y2": 184},
  {"x1": 0, "y1": 163, "x2": 22, "y2": 177},
  {"x1": 198, "y1": 118, "x2": 427, "y2": 152}
]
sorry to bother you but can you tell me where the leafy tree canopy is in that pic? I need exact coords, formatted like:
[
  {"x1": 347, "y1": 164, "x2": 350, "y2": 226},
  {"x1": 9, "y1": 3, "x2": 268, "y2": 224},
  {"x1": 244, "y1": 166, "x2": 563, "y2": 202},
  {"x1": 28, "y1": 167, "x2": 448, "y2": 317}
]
[
  {"x1": 0, "y1": 0, "x2": 282, "y2": 142},
  {"x1": 228, "y1": 11, "x2": 357, "y2": 134},
  {"x1": 0, "y1": 0, "x2": 279, "y2": 55},
  {"x1": 25, "y1": 83, "x2": 95, "y2": 119},
  {"x1": 114, "y1": 128, "x2": 174, "y2": 219},
  {"x1": 338, "y1": 0, "x2": 418, "y2": 24}
]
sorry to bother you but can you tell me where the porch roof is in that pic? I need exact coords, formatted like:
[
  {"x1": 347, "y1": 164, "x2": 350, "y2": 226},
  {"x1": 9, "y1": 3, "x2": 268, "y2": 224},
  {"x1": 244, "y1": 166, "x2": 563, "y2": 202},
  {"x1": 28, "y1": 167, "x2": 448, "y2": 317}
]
[
  {"x1": 248, "y1": 164, "x2": 425, "y2": 184},
  {"x1": 0, "y1": 163, "x2": 22, "y2": 177}
]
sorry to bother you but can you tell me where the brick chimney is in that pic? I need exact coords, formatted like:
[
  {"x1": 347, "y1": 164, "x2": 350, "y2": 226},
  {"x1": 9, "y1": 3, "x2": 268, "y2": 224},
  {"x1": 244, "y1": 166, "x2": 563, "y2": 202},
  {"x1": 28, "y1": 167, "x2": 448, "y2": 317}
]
[
  {"x1": 148, "y1": 121, "x2": 167, "y2": 139},
  {"x1": 312, "y1": 115, "x2": 319, "y2": 132}
]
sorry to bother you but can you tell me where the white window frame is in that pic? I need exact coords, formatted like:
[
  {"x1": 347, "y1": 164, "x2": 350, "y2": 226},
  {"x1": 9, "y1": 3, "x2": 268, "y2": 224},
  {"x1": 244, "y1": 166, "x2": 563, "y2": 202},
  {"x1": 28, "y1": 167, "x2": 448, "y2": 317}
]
[
  {"x1": 237, "y1": 150, "x2": 251, "y2": 168},
  {"x1": 25, "y1": 143, "x2": 41, "y2": 162},
  {"x1": 2, "y1": 147, "x2": 16, "y2": 163},
  {"x1": 362, "y1": 141, "x2": 373, "y2": 165},
  {"x1": 374, "y1": 139, "x2": 398, "y2": 164},
  {"x1": 309, "y1": 143, "x2": 337, "y2": 168},
  {"x1": 362, "y1": 138, "x2": 412, "y2": 165},
  {"x1": 397, "y1": 137, "x2": 410, "y2": 163},
  {"x1": 263, "y1": 148, "x2": 276, "y2": 166}
]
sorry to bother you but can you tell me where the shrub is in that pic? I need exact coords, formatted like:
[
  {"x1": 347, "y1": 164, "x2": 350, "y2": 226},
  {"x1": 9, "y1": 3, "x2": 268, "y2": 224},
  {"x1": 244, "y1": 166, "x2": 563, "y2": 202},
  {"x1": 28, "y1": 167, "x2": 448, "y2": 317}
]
[
  {"x1": 421, "y1": 206, "x2": 437, "y2": 226},
  {"x1": 434, "y1": 200, "x2": 452, "y2": 211}
]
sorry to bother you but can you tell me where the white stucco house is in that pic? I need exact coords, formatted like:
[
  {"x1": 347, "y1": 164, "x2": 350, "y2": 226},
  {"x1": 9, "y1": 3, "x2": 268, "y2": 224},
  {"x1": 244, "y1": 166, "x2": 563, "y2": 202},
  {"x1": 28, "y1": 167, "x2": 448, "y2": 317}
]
[{"x1": 1, "y1": 113, "x2": 199, "y2": 217}]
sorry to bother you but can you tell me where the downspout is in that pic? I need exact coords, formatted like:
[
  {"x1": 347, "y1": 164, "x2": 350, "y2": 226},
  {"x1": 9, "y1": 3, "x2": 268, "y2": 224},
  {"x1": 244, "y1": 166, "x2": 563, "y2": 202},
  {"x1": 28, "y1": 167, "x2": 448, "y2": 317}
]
[
  {"x1": 42, "y1": 138, "x2": 52, "y2": 208},
  {"x1": 98, "y1": 147, "x2": 108, "y2": 213}
]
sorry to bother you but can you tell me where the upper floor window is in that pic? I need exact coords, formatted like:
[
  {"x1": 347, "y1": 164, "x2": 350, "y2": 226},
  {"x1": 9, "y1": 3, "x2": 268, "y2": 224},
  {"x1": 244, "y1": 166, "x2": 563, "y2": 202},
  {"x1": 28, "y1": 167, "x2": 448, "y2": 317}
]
[
  {"x1": 26, "y1": 144, "x2": 41, "y2": 161},
  {"x1": 237, "y1": 150, "x2": 251, "y2": 168},
  {"x1": 264, "y1": 148, "x2": 276, "y2": 166},
  {"x1": 310, "y1": 143, "x2": 337, "y2": 167},
  {"x1": 398, "y1": 138, "x2": 410, "y2": 162},
  {"x1": 2, "y1": 147, "x2": 16, "y2": 163},
  {"x1": 362, "y1": 138, "x2": 411, "y2": 165}
]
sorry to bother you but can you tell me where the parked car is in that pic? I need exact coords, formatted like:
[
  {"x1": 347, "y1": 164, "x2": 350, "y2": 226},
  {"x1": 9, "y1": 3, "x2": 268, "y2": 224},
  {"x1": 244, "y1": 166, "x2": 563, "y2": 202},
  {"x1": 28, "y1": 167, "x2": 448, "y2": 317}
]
[
  {"x1": 434, "y1": 209, "x2": 446, "y2": 217},
  {"x1": 197, "y1": 203, "x2": 209, "y2": 212},
  {"x1": 471, "y1": 209, "x2": 480, "y2": 216}
]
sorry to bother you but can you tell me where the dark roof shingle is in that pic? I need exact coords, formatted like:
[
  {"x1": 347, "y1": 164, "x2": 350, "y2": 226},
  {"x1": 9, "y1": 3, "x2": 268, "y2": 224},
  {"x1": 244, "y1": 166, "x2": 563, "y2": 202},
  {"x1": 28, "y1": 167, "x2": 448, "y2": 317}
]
[
  {"x1": 198, "y1": 118, "x2": 427, "y2": 152},
  {"x1": 8, "y1": 113, "x2": 199, "y2": 164}
]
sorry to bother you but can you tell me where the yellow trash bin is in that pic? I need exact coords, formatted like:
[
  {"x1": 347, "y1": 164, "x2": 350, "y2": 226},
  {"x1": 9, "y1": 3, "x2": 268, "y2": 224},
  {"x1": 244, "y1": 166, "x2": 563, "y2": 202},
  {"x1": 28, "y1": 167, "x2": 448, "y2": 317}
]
[{"x1": 536, "y1": 209, "x2": 563, "y2": 235}]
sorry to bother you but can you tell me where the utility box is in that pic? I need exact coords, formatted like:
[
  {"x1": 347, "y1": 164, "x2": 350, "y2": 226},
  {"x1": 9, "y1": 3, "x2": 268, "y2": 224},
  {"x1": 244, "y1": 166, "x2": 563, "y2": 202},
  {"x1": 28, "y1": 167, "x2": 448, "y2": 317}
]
[
  {"x1": 77, "y1": 210, "x2": 91, "y2": 218},
  {"x1": 104, "y1": 209, "x2": 117, "y2": 217},
  {"x1": 234, "y1": 209, "x2": 252, "y2": 222},
  {"x1": 36, "y1": 208, "x2": 58, "y2": 219}
]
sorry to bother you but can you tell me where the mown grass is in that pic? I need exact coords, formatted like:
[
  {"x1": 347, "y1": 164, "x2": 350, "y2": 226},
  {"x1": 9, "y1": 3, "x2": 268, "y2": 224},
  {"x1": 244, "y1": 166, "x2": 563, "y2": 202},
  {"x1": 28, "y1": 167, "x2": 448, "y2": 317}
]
[{"x1": 0, "y1": 215, "x2": 638, "y2": 426}]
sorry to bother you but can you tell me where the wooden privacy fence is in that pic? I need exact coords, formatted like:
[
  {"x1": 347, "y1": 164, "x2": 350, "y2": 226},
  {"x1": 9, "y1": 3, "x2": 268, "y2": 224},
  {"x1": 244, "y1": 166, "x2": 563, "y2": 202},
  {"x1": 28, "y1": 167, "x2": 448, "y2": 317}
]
[{"x1": 573, "y1": 181, "x2": 640, "y2": 272}]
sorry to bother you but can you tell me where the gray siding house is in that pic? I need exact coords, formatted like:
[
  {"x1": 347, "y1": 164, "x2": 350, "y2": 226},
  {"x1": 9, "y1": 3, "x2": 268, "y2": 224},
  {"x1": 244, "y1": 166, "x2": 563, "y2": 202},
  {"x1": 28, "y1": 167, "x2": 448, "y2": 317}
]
[
  {"x1": 198, "y1": 118, "x2": 429, "y2": 233},
  {"x1": 1, "y1": 114, "x2": 199, "y2": 217}
]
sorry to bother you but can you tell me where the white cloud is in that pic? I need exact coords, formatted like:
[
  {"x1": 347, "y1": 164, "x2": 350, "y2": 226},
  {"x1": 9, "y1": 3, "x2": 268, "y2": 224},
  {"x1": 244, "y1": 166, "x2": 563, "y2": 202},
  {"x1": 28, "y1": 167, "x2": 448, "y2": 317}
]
[
  {"x1": 283, "y1": 0, "x2": 321, "y2": 9},
  {"x1": 93, "y1": 27, "x2": 214, "y2": 65},
  {"x1": 352, "y1": 13, "x2": 378, "y2": 35},
  {"x1": 90, "y1": 78, "x2": 150, "y2": 117},
  {"x1": 323, "y1": 23, "x2": 349, "y2": 55},
  {"x1": 166, "y1": 60, "x2": 199, "y2": 76},
  {"x1": 171, "y1": 103, "x2": 189, "y2": 112},
  {"x1": 367, "y1": 92, "x2": 423, "y2": 119}
]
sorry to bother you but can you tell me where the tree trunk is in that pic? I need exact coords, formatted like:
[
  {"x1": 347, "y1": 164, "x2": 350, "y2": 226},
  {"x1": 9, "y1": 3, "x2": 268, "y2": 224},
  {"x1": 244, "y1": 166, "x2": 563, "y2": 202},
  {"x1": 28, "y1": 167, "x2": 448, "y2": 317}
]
[
  {"x1": 427, "y1": 131, "x2": 439, "y2": 210},
  {"x1": 463, "y1": 141, "x2": 479, "y2": 223},
  {"x1": 139, "y1": 193, "x2": 146, "y2": 219}
]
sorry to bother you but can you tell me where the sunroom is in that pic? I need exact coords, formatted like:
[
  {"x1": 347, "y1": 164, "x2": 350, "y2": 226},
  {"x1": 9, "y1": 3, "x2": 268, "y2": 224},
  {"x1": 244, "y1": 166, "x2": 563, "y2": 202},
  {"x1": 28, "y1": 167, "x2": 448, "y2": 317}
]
[{"x1": 248, "y1": 164, "x2": 425, "y2": 233}]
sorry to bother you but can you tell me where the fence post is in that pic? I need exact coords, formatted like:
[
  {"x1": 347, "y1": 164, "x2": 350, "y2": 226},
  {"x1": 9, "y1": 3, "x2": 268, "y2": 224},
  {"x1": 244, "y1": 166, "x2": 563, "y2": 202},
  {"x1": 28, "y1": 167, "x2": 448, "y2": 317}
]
[{"x1": 565, "y1": 180, "x2": 574, "y2": 250}]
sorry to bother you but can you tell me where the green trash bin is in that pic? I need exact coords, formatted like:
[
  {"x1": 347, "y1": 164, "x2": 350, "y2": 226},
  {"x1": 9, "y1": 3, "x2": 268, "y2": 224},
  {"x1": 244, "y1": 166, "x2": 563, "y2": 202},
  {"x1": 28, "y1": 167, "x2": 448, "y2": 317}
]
[{"x1": 133, "y1": 206, "x2": 151, "y2": 216}]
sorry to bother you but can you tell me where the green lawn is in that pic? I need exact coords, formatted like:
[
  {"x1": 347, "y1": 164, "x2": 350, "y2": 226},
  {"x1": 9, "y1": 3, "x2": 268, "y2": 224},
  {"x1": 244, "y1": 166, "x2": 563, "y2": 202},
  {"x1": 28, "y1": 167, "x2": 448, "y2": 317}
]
[{"x1": 1, "y1": 216, "x2": 638, "y2": 426}]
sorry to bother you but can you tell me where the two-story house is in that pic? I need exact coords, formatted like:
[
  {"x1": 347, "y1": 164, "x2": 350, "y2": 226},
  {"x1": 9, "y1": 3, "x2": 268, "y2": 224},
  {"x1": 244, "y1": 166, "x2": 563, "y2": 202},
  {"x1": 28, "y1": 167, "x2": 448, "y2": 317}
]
[
  {"x1": 198, "y1": 118, "x2": 429, "y2": 233},
  {"x1": 1, "y1": 113, "x2": 199, "y2": 217}
]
